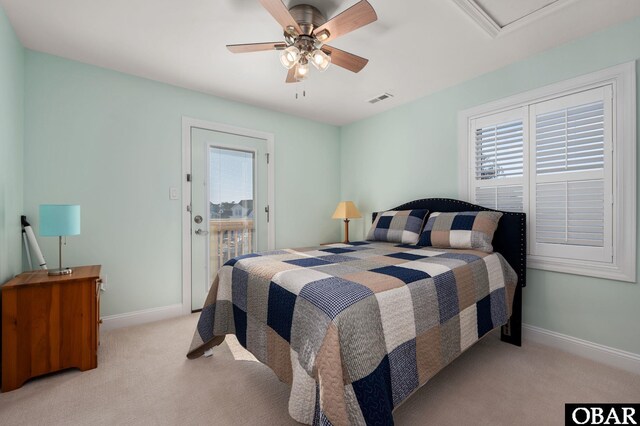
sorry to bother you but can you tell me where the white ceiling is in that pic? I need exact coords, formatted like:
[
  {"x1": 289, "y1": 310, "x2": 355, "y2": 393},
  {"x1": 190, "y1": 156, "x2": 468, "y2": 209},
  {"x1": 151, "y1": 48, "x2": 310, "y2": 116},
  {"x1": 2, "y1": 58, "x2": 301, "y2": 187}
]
[{"x1": 2, "y1": 0, "x2": 640, "y2": 126}]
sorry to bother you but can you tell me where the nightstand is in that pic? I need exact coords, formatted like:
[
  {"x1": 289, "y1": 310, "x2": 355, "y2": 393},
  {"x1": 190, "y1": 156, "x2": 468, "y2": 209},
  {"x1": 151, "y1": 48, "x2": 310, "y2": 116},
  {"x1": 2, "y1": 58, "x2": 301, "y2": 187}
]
[{"x1": 1, "y1": 265, "x2": 102, "y2": 392}]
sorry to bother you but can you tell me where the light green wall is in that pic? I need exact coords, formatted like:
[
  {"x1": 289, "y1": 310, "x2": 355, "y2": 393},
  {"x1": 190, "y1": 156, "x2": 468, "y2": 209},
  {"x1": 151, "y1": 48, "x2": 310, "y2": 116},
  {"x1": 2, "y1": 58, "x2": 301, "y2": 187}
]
[
  {"x1": 24, "y1": 51, "x2": 341, "y2": 316},
  {"x1": 341, "y1": 18, "x2": 640, "y2": 354},
  {"x1": 0, "y1": 6, "x2": 24, "y2": 283}
]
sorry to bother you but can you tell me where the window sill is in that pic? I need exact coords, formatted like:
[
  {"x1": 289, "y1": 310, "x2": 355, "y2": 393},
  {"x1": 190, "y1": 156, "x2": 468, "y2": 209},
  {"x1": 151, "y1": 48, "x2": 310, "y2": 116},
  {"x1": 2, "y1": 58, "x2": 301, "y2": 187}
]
[{"x1": 527, "y1": 254, "x2": 635, "y2": 283}]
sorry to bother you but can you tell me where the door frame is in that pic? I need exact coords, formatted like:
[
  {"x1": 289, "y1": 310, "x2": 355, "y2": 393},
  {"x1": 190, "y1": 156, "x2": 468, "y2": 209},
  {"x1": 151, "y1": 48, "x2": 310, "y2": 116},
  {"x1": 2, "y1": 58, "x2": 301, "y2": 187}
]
[{"x1": 181, "y1": 117, "x2": 275, "y2": 315}]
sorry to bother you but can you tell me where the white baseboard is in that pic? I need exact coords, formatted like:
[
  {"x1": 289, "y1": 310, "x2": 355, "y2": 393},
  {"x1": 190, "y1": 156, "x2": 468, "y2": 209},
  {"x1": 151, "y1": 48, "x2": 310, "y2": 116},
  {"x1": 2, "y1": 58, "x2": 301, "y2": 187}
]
[
  {"x1": 101, "y1": 304, "x2": 184, "y2": 331},
  {"x1": 523, "y1": 324, "x2": 640, "y2": 374}
]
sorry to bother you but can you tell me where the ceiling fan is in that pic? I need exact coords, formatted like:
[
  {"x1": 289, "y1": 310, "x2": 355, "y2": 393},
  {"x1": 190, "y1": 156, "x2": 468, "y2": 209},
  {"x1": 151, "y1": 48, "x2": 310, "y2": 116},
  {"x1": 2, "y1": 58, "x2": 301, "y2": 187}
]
[{"x1": 227, "y1": 0, "x2": 378, "y2": 83}]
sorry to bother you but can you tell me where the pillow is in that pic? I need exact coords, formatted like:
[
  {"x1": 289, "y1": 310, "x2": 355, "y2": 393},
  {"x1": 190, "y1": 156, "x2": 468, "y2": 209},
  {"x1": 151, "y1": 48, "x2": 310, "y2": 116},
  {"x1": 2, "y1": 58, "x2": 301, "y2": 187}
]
[
  {"x1": 418, "y1": 211, "x2": 502, "y2": 252},
  {"x1": 366, "y1": 209, "x2": 429, "y2": 244}
]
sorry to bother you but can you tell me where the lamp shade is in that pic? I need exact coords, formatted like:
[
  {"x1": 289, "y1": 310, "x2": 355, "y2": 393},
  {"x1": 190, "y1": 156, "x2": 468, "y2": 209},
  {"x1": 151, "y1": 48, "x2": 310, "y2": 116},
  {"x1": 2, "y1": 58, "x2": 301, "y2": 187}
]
[
  {"x1": 280, "y1": 45, "x2": 300, "y2": 69},
  {"x1": 332, "y1": 201, "x2": 362, "y2": 219},
  {"x1": 294, "y1": 61, "x2": 309, "y2": 80},
  {"x1": 39, "y1": 204, "x2": 81, "y2": 236},
  {"x1": 311, "y1": 49, "x2": 331, "y2": 72}
]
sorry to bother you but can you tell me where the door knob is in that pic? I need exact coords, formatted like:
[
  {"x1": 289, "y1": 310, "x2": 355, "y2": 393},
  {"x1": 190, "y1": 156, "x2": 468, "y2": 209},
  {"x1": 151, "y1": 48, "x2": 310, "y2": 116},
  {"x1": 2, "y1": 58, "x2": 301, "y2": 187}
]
[{"x1": 195, "y1": 229, "x2": 209, "y2": 236}]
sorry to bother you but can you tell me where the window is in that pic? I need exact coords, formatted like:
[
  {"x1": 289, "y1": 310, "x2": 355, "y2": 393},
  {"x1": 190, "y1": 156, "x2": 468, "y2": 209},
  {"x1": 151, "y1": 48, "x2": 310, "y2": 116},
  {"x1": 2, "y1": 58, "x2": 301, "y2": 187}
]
[
  {"x1": 471, "y1": 107, "x2": 527, "y2": 213},
  {"x1": 530, "y1": 87, "x2": 612, "y2": 264},
  {"x1": 459, "y1": 62, "x2": 636, "y2": 282}
]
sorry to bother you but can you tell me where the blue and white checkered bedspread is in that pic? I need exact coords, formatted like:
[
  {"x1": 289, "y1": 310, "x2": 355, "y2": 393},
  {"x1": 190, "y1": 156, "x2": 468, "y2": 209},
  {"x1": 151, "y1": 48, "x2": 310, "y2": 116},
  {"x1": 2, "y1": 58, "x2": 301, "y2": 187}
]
[{"x1": 188, "y1": 241, "x2": 517, "y2": 425}]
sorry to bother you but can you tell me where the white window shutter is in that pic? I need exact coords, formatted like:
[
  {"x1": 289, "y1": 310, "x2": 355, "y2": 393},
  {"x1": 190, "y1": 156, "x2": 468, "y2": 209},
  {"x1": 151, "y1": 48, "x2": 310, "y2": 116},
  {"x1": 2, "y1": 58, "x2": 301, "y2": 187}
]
[
  {"x1": 529, "y1": 86, "x2": 613, "y2": 262},
  {"x1": 536, "y1": 179, "x2": 604, "y2": 247},
  {"x1": 497, "y1": 185, "x2": 524, "y2": 212},
  {"x1": 471, "y1": 107, "x2": 526, "y2": 213},
  {"x1": 475, "y1": 186, "x2": 497, "y2": 209},
  {"x1": 536, "y1": 101, "x2": 605, "y2": 175},
  {"x1": 475, "y1": 120, "x2": 524, "y2": 180}
]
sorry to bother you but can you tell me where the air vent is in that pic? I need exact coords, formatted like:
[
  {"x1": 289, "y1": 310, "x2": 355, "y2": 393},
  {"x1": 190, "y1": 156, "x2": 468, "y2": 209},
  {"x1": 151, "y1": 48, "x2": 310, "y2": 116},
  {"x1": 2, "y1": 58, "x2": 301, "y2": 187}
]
[{"x1": 368, "y1": 93, "x2": 394, "y2": 104}]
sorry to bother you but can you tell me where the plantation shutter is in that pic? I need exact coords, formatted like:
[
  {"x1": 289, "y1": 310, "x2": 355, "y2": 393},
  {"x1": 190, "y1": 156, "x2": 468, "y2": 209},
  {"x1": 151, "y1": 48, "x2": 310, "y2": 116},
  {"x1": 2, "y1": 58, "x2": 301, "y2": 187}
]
[
  {"x1": 475, "y1": 185, "x2": 524, "y2": 212},
  {"x1": 471, "y1": 107, "x2": 526, "y2": 212},
  {"x1": 529, "y1": 86, "x2": 613, "y2": 262}
]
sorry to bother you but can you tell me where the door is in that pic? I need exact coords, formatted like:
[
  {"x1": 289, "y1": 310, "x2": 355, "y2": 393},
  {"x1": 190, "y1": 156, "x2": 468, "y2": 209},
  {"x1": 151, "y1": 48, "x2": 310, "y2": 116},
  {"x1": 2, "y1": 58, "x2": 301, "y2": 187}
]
[{"x1": 190, "y1": 127, "x2": 270, "y2": 311}]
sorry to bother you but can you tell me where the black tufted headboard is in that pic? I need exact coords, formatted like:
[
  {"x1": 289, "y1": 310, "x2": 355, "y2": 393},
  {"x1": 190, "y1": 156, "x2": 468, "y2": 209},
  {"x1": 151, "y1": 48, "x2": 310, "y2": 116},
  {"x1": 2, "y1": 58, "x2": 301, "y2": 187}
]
[{"x1": 372, "y1": 198, "x2": 525, "y2": 346}]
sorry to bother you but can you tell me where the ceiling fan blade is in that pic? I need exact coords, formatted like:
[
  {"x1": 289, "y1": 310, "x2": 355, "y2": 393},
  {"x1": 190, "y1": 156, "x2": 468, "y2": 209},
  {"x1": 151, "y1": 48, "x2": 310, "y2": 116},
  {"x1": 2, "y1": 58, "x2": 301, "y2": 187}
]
[
  {"x1": 259, "y1": 0, "x2": 303, "y2": 35},
  {"x1": 227, "y1": 42, "x2": 287, "y2": 53},
  {"x1": 322, "y1": 45, "x2": 369, "y2": 73},
  {"x1": 313, "y1": 0, "x2": 377, "y2": 43},
  {"x1": 286, "y1": 68, "x2": 299, "y2": 83}
]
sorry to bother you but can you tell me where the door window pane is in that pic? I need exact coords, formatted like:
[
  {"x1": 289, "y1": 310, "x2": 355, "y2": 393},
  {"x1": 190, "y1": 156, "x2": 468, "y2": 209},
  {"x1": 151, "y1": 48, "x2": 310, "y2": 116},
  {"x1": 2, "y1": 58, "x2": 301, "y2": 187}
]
[{"x1": 209, "y1": 147, "x2": 255, "y2": 280}]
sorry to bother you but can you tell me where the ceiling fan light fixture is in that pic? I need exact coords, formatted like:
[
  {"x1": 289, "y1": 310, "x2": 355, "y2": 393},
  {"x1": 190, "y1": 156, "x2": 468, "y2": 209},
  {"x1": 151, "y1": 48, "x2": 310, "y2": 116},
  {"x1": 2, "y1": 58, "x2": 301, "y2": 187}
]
[
  {"x1": 315, "y1": 29, "x2": 330, "y2": 42},
  {"x1": 280, "y1": 45, "x2": 300, "y2": 69},
  {"x1": 310, "y1": 49, "x2": 331, "y2": 72},
  {"x1": 294, "y1": 60, "x2": 309, "y2": 80},
  {"x1": 285, "y1": 25, "x2": 298, "y2": 36},
  {"x1": 227, "y1": 0, "x2": 378, "y2": 83}
]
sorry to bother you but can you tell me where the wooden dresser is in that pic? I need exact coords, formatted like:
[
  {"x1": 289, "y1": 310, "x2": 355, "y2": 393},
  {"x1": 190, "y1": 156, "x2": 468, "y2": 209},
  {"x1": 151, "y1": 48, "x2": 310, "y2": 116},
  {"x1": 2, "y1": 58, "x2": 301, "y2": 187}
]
[{"x1": 1, "y1": 265, "x2": 101, "y2": 392}]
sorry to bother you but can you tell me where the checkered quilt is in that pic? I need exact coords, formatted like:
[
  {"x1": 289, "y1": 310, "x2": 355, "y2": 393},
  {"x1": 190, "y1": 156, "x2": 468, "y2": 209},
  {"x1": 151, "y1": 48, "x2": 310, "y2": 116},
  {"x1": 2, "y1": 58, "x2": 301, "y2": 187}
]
[{"x1": 187, "y1": 241, "x2": 518, "y2": 425}]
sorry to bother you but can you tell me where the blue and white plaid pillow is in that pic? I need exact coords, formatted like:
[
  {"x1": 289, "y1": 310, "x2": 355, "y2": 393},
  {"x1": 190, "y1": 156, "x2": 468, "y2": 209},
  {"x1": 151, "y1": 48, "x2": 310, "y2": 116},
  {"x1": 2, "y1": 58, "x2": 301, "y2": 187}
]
[
  {"x1": 418, "y1": 211, "x2": 502, "y2": 252},
  {"x1": 366, "y1": 209, "x2": 429, "y2": 244}
]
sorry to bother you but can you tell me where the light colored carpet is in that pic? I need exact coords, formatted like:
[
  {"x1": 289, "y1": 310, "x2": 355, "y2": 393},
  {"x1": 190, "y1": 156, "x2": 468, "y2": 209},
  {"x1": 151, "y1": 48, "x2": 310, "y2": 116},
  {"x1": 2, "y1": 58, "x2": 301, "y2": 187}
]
[{"x1": 1, "y1": 314, "x2": 638, "y2": 425}]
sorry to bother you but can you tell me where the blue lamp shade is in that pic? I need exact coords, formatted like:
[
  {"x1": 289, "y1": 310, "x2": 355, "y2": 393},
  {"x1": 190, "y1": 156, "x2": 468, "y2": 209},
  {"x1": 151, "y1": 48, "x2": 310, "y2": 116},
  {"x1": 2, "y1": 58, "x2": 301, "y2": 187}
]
[{"x1": 39, "y1": 205, "x2": 81, "y2": 237}]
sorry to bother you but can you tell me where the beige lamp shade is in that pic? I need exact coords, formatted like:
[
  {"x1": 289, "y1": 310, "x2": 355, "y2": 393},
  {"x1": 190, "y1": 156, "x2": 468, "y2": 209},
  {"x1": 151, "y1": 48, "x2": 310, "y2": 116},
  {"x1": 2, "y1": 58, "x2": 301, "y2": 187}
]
[{"x1": 332, "y1": 201, "x2": 362, "y2": 219}]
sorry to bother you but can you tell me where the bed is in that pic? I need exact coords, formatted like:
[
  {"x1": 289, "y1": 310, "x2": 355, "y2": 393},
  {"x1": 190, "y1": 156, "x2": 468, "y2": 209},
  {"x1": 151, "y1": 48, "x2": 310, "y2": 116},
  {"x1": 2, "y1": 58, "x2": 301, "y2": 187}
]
[{"x1": 187, "y1": 198, "x2": 526, "y2": 425}]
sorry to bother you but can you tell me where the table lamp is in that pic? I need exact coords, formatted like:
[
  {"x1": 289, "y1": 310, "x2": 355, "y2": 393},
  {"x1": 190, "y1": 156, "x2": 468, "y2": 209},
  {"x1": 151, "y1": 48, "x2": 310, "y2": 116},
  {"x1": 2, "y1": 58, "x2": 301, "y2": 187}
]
[
  {"x1": 332, "y1": 201, "x2": 362, "y2": 244},
  {"x1": 39, "y1": 204, "x2": 81, "y2": 276}
]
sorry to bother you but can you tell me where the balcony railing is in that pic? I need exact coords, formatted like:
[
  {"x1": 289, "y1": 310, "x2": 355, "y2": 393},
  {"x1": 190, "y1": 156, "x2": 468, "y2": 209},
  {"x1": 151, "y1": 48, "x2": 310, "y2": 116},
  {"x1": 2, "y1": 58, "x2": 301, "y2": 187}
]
[{"x1": 209, "y1": 219, "x2": 254, "y2": 281}]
